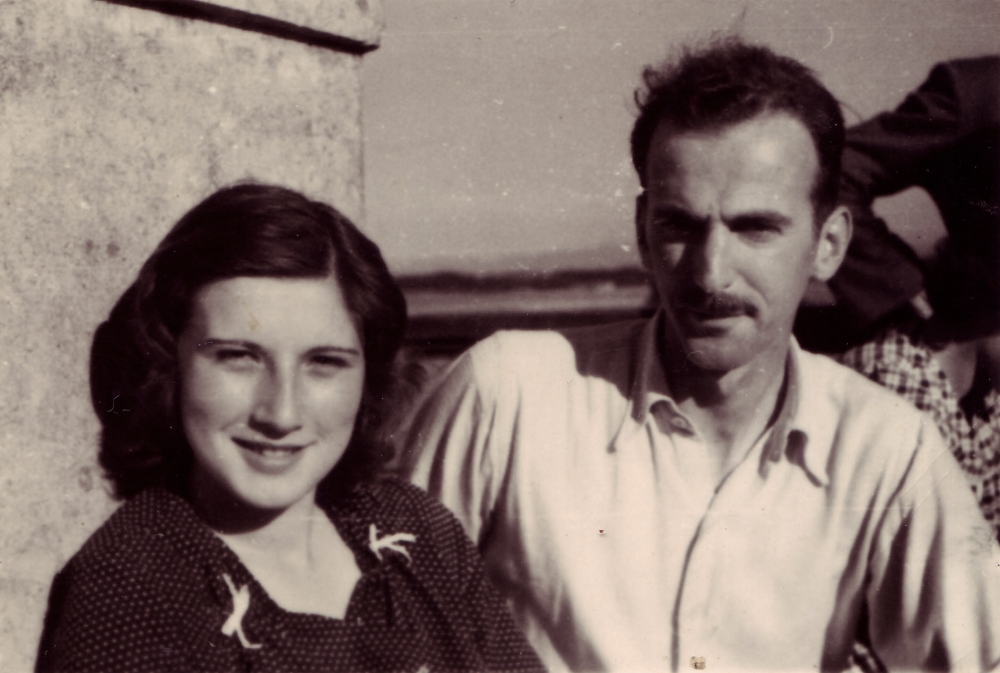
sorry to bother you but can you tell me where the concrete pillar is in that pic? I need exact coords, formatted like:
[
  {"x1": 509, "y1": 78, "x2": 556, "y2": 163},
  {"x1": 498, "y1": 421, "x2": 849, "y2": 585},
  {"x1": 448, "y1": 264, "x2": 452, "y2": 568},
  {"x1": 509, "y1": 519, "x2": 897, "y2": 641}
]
[{"x1": 0, "y1": 0, "x2": 382, "y2": 667}]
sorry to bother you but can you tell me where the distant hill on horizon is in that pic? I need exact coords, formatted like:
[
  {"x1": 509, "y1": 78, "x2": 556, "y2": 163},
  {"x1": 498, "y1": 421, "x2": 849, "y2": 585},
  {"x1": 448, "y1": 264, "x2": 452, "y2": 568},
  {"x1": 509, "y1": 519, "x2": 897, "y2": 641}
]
[
  {"x1": 398, "y1": 264, "x2": 651, "y2": 293},
  {"x1": 388, "y1": 243, "x2": 644, "y2": 278}
]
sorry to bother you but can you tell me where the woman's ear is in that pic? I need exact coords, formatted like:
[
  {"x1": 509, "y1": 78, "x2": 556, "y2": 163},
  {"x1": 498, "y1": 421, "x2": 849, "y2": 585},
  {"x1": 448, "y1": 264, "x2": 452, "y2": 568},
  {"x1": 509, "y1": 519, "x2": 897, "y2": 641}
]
[{"x1": 812, "y1": 205, "x2": 852, "y2": 282}]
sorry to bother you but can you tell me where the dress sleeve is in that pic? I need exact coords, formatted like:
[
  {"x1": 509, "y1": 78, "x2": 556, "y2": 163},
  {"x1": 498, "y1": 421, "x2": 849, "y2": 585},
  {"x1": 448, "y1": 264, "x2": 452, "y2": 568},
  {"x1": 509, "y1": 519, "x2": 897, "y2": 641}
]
[
  {"x1": 865, "y1": 420, "x2": 1000, "y2": 671},
  {"x1": 396, "y1": 335, "x2": 514, "y2": 546},
  {"x1": 413, "y1": 487, "x2": 544, "y2": 672},
  {"x1": 460, "y1": 525, "x2": 545, "y2": 672},
  {"x1": 36, "y1": 540, "x2": 190, "y2": 673}
]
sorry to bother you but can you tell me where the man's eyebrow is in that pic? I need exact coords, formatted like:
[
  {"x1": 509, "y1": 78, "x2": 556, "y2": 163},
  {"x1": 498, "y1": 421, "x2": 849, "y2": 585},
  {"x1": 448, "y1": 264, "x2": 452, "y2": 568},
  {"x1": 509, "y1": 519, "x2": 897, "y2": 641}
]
[
  {"x1": 650, "y1": 204, "x2": 706, "y2": 222},
  {"x1": 725, "y1": 210, "x2": 793, "y2": 228}
]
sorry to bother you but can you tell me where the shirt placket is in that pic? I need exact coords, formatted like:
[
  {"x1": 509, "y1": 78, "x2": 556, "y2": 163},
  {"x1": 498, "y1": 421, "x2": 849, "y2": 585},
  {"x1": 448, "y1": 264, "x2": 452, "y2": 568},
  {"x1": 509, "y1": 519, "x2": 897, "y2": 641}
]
[
  {"x1": 670, "y1": 480, "x2": 733, "y2": 672},
  {"x1": 650, "y1": 400, "x2": 787, "y2": 672},
  {"x1": 646, "y1": 400, "x2": 725, "y2": 671}
]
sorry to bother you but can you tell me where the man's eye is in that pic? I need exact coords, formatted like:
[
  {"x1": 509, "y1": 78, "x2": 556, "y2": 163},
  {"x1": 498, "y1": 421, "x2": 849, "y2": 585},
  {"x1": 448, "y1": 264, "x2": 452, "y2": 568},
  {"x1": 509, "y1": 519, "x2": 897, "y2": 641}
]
[
  {"x1": 733, "y1": 223, "x2": 780, "y2": 242},
  {"x1": 655, "y1": 218, "x2": 699, "y2": 239},
  {"x1": 731, "y1": 216, "x2": 784, "y2": 237}
]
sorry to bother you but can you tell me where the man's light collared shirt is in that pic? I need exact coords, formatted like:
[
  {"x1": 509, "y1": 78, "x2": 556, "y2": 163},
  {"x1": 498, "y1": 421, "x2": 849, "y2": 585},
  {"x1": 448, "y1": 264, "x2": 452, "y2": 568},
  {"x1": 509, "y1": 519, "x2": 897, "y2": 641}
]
[{"x1": 398, "y1": 316, "x2": 1000, "y2": 671}]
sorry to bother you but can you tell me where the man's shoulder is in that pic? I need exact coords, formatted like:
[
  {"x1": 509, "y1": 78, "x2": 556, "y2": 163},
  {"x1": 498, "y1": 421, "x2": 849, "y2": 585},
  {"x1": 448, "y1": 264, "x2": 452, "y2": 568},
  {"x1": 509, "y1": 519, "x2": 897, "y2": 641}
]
[
  {"x1": 797, "y1": 348, "x2": 930, "y2": 441},
  {"x1": 558, "y1": 317, "x2": 649, "y2": 348},
  {"x1": 801, "y1": 347, "x2": 923, "y2": 406},
  {"x1": 468, "y1": 319, "x2": 647, "y2": 373},
  {"x1": 795, "y1": 349, "x2": 945, "y2": 502}
]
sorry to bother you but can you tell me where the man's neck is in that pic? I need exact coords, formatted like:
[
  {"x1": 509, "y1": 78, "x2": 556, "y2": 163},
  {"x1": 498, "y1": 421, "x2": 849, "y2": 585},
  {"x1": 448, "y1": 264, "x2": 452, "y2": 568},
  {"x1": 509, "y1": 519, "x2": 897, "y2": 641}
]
[{"x1": 661, "y1": 335, "x2": 791, "y2": 475}]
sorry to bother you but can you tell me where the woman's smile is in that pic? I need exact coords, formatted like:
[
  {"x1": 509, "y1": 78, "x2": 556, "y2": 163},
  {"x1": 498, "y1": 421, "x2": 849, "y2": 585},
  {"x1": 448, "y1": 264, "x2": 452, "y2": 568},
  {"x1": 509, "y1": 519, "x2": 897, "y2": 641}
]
[
  {"x1": 232, "y1": 438, "x2": 311, "y2": 455},
  {"x1": 232, "y1": 437, "x2": 312, "y2": 473}
]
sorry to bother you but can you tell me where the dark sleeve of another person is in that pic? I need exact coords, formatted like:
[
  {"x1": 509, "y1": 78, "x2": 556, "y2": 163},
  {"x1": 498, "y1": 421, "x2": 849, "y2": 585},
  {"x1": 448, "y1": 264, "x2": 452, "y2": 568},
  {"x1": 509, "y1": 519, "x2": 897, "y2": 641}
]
[{"x1": 828, "y1": 57, "x2": 1000, "y2": 330}]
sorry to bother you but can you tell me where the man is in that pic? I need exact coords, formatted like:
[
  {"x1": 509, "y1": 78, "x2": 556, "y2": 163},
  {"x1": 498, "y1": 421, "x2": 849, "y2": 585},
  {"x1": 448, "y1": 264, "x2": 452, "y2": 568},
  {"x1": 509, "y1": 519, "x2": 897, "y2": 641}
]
[{"x1": 397, "y1": 40, "x2": 1000, "y2": 671}]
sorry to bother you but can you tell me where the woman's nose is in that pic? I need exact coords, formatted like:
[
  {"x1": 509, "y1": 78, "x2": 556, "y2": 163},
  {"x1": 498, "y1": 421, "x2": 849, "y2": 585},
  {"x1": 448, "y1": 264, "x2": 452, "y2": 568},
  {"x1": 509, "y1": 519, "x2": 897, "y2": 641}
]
[{"x1": 249, "y1": 369, "x2": 303, "y2": 437}]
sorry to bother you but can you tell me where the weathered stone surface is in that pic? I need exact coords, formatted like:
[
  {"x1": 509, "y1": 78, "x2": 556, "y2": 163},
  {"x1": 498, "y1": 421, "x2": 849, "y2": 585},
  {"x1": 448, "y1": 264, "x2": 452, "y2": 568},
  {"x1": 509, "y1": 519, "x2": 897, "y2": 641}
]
[{"x1": 0, "y1": 0, "x2": 376, "y2": 669}]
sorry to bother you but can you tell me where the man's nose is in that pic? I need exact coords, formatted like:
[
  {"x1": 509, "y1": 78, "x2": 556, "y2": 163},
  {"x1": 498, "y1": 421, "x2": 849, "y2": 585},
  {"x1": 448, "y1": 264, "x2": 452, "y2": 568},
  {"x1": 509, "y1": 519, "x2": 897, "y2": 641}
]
[
  {"x1": 249, "y1": 368, "x2": 303, "y2": 437},
  {"x1": 688, "y1": 222, "x2": 735, "y2": 293}
]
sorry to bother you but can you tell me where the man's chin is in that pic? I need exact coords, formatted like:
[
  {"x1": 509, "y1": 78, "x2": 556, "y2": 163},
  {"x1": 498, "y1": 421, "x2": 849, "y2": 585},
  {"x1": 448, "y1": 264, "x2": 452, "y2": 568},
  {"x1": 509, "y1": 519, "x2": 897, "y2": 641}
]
[{"x1": 678, "y1": 334, "x2": 753, "y2": 374}]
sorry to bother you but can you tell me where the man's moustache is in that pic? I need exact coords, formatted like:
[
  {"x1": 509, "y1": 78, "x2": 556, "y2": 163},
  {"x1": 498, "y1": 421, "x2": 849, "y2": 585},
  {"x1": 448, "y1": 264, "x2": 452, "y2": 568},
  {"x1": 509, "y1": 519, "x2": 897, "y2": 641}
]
[{"x1": 673, "y1": 289, "x2": 757, "y2": 318}]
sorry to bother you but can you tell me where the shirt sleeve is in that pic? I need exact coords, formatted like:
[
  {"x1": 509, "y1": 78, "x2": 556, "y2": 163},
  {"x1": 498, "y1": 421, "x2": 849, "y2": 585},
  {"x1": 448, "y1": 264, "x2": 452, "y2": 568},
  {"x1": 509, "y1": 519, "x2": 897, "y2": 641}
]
[
  {"x1": 866, "y1": 419, "x2": 1000, "y2": 671},
  {"x1": 396, "y1": 335, "x2": 513, "y2": 546}
]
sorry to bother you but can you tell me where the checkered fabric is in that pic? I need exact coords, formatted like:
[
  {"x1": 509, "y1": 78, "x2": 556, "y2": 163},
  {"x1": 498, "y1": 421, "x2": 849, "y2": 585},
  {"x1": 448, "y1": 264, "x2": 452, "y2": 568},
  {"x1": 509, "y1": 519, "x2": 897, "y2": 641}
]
[{"x1": 839, "y1": 329, "x2": 1000, "y2": 541}]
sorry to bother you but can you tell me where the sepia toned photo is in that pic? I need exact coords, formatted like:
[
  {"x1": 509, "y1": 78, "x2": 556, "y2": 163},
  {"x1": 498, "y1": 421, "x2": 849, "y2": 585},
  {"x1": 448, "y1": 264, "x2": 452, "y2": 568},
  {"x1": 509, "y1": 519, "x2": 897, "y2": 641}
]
[{"x1": 1, "y1": 1, "x2": 998, "y2": 671}]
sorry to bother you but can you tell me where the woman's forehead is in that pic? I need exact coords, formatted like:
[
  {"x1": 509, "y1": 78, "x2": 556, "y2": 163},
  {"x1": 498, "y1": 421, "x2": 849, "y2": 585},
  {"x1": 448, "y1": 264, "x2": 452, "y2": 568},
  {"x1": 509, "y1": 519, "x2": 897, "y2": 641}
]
[{"x1": 186, "y1": 276, "x2": 361, "y2": 349}]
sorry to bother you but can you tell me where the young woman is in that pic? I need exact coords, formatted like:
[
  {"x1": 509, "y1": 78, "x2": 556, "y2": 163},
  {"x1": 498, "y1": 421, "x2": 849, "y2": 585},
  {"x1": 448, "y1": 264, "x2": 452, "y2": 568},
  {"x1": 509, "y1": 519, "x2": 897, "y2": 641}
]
[{"x1": 36, "y1": 184, "x2": 542, "y2": 672}]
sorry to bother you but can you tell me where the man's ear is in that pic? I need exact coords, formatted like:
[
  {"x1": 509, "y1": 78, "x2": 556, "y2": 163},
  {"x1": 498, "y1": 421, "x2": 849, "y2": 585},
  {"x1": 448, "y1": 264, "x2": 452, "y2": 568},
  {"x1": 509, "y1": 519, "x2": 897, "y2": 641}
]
[
  {"x1": 812, "y1": 205, "x2": 852, "y2": 282},
  {"x1": 635, "y1": 191, "x2": 651, "y2": 269}
]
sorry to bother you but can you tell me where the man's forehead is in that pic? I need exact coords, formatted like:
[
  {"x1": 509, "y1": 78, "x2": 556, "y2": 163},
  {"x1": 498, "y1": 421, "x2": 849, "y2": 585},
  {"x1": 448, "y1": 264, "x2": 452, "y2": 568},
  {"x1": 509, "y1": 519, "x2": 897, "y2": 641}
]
[
  {"x1": 644, "y1": 113, "x2": 820, "y2": 195},
  {"x1": 647, "y1": 113, "x2": 817, "y2": 166}
]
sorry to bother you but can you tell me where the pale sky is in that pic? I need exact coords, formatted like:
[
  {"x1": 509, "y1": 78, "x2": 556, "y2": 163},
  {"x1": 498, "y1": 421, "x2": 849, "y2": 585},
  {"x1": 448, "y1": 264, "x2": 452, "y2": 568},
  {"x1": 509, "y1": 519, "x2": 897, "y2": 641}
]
[{"x1": 362, "y1": 0, "x2": 999, "y2": 275}]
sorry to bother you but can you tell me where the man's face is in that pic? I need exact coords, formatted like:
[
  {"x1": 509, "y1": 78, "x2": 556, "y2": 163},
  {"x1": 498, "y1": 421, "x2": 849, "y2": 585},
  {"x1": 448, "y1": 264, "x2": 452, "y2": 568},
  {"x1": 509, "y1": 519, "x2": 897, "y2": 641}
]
[{"x1": 638, "y1": 113, "x2": 833, "y2": 374}]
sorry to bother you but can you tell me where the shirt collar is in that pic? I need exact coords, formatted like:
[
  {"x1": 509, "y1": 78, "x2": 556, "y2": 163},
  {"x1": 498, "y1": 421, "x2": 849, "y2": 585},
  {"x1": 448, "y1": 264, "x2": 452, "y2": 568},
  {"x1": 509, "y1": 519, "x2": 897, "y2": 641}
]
[
  {"x1": 612, "y1": 319, "x2": 830, "y2": 487},
  {"x1": 759, "y1": 338, "x2": 830, "y2": 487},
  {"x1": 633, "y1": 311, "x2": 676, "y2": 418},
  {"x1": 611, "y1": 311, "x2": 688, "y2": 449}
]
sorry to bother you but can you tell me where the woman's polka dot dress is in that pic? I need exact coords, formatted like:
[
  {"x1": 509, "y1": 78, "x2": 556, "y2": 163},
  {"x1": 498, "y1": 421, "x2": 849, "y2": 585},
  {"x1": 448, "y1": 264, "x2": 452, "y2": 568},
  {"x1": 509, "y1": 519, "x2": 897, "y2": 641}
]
[{"x1": 36, "y1": 479, "x2": 544, "y2": 672}]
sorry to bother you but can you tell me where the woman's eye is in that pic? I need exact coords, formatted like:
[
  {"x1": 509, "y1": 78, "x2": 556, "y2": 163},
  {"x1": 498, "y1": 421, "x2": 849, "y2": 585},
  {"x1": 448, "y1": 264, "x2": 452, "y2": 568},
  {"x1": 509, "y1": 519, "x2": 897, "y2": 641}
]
[
  {"x1": 311, "y1": 354, "x2": 350, "y2": 369},
  {"x1": 214, "y1": 349, "x2": 258, "y2": 365}
]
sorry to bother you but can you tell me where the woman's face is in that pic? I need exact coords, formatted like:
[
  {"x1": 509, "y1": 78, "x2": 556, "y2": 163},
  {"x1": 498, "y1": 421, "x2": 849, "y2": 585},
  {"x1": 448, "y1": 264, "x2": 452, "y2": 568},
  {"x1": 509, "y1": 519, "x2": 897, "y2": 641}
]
[{"x1": 176, "y1": 275, "x2": 365, "y2": 514}]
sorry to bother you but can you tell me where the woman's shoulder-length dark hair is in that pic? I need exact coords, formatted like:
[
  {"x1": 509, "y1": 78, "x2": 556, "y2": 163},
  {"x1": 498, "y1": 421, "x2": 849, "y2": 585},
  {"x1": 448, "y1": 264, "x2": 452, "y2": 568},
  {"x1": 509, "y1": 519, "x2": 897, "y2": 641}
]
[{"x1": 90, "y1": 182, "x2": 407, "y2": 500}]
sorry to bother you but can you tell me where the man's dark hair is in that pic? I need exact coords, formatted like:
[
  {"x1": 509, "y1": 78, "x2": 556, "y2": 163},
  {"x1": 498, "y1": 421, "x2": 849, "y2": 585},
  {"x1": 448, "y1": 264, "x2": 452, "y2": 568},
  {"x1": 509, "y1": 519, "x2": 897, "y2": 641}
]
[
  {"x1": 90, "y1": 183, "x2": 407, "y2": 500},
  {"x1": 631, "y1": 37, "x2": 845, "y2": 222}
]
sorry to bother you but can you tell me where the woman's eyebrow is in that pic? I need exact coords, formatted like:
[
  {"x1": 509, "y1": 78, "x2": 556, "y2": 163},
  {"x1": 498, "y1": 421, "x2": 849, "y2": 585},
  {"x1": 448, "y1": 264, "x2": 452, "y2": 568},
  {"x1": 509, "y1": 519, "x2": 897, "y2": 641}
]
[
  {"x1": 306, "y1": 345, "x2": 362, "y2": 356},
  {"x1": 196, "y1": 338, "x2": 260, "y2": 350},
  {"x1": 197, "y1": 340, "x2": 362, "y2": 356}
]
